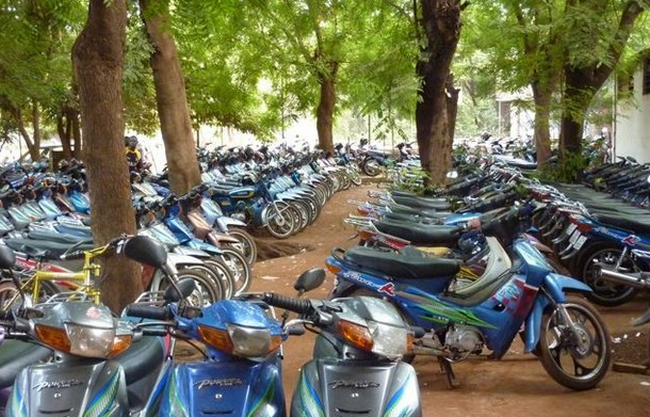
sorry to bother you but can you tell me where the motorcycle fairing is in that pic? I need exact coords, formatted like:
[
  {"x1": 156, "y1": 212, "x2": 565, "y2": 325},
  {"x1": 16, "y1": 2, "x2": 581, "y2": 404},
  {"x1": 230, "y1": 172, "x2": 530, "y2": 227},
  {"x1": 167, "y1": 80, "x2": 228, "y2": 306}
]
[
  {"x1": 10, "y1": 360, "x2": 127, "y2": 417},
  {"x1": 292, "y1": 359, "x2": 420, "y2": 417},
  {"x1": 158, "y1": 359, "x2": 284, "y2": 417}
]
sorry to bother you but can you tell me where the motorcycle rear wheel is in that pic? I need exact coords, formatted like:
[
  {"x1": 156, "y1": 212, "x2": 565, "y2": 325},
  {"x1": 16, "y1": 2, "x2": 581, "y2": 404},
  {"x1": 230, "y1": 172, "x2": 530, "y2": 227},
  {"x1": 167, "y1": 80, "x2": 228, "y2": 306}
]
[
  {"x1": 538, "y1": 298, "x2": 611, "y2": 390},
  {"x1": 576, "y1": 242, "x2": 638, "y2": 307}
]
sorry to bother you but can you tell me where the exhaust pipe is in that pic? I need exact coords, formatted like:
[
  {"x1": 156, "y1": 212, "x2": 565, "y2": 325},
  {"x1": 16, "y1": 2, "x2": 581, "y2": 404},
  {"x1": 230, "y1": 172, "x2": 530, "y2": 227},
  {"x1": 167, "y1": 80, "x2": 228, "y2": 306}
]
[{"x1": 597, "y1": 266, "x2": 650, "y2": 289}]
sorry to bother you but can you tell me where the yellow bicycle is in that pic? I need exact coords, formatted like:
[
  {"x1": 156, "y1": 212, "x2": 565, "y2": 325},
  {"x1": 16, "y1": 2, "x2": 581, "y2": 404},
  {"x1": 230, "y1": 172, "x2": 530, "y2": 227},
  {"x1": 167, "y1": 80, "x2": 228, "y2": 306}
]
[{"x1": 0, "y1": 240, "x2": 121, "y2": 312}]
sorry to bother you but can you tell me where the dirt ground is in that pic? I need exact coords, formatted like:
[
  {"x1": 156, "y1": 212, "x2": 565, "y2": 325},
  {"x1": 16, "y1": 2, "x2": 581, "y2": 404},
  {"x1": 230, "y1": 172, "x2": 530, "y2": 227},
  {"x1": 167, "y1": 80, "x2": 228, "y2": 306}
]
[{"x1": 247, "y1": 183, "x2": 650, "y2": 417}]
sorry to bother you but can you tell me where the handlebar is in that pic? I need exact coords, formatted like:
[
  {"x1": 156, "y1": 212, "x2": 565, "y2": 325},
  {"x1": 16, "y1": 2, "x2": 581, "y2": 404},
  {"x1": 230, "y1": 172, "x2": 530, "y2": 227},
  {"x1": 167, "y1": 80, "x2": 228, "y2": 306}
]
[
  {"x1": 262, "y1": 293, "x2": 311, "y2": 315},
  {"x1": 125, "y1": 304, "x2": 171, "y2": 321}
]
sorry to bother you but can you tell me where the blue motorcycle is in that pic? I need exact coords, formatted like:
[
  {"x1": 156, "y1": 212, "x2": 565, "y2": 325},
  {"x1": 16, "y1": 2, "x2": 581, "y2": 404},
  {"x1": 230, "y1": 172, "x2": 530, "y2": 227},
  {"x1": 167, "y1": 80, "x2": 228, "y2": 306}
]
[
  {"x1": 125, "y1": 278, "x2": 297, "y2": 415},
  {"x1": 327, "y1": 207, "x2": 612, "y2": 390}
]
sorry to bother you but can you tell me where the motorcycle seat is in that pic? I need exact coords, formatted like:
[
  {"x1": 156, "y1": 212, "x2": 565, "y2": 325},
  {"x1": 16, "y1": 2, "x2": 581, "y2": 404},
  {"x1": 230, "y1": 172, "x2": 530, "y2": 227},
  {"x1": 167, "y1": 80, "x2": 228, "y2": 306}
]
[
  {"x1": 388, "y1": 204, "x2": 451, "y2": 218},
  {"x1": 27, "y1": 229, "x2": 93, "y2": 245},
  {"x1": 391, "y1": 194, "x2": 452, "y2": 211},
  {"x1": 383, "y1": 211, "x2": 445, "y2": 224},
  {"x1": 0, "y1": 340, "x2": 52, "y2": 389},
  {"x1": 592, "y1": 213, "x2": 650, "y2": 235},
  {"x1": 343, "y1": 246, "x2": 461, "y2": 279},
  {"x1": 374, "y1": 220, "x2": 461, "y2": 246},
  {"x1": 3, "y1": 238, "x2": 94, "y2": 260}
]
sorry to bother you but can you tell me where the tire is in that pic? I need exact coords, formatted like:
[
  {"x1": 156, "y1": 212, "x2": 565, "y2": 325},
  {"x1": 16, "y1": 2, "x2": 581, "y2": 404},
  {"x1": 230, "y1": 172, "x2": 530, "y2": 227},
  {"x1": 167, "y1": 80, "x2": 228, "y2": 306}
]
[
  {"x1": 291, "y1": 200, "x2": 311, "y2": 230},
  {"x1": 538, "y1": 298, "x2": 611, "y2": 390},
  {"x1": 227, "y1": 228, "x2": 258, "y2": 265},
  {"x1": 219, "y1": 248, "x2": 252, "y2": 295},
  {"x1": 348, "y1": 167, "x2": 363, "y2": 186},
  {"x1": 362, "y1": 159, "x2": 382, "y2": 177},
  {"x1": 576, "y1": 242, "x2": 638, "y2": 307},
  {"x1": 169, "y1": 268, "x2": 219, "y2": 307},
  {"x1": 206, "y1": 258, "x2": 235, "y2": 299},
  {"x1": 0, "y1": 280, "x2": 20, "y2": 313},
  {"x1": 348, "y1": 288, "x2": 416, "y2": 364},
  {"x1": 265, "y1": 201, "x2": 296, "y2": 239},
  {"x1": 187, "y1": 263, "x2": 226, "y2": 301}
]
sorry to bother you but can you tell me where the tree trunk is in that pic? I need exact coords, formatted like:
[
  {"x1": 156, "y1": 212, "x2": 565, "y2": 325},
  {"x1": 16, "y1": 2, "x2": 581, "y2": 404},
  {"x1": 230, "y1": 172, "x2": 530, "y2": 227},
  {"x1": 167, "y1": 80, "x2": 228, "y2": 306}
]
[
  {"x1": 316, "y1": 64, "x2": 338, "y2": 155},
  {"x1": 139, "y1": 0, "x2": 201, "y2": 195},
  {"x1": 72, "y1": 110, "x2": 82, "y2": 159},
  {"x1": 415, "y1": 0, "x2": 461, "y2": 185},
  {"x1": 32, "y1": 102, "x2": 42, "y2": 159},
  {"x1": 10, "y1": 107, "x2": 38, "y2": 161},
  {"x1": 57, "y1": 112, "x2": 73, "y2": 160},
  {"x1": 72, "y1": 0, "x2": 141, "y2": 313},
  {"x1": 559, "y1": 67, "x2": 595, "y2": 156},
  {"x1": 531, "y1": 82, "x2": 552, "y2": 169}
]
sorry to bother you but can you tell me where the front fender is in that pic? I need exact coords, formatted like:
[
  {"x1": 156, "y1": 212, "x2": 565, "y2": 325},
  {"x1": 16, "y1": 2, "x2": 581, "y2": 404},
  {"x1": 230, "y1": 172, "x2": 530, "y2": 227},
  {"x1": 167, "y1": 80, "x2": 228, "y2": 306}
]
[
  {"x1": 523, "y1": 273, "x2": 592, "y2": 353},
  {"x1": 216, "y1": 216, "x2": 247, "y2": 232}
]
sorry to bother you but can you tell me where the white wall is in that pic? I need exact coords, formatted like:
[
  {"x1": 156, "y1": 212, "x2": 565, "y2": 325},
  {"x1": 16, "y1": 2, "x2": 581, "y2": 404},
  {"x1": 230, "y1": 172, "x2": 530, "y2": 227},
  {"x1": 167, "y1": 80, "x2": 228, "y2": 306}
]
[{"x1": 615, "y1": 70, "x2": 650, "y2": 162}]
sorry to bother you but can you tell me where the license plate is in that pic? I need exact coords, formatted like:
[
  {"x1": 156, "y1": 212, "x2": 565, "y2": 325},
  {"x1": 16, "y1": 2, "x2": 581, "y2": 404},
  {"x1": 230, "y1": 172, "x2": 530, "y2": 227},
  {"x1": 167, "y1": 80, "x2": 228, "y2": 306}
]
[
  {"x1": 574, "y1": 235, "x2": 588, "y2": 250},
  {"x1": 569, "y1": 229, "x2": 581, "y2": 244},
  {"x1": 565, "y1": 223, "x2": 577, "y2": 236}
]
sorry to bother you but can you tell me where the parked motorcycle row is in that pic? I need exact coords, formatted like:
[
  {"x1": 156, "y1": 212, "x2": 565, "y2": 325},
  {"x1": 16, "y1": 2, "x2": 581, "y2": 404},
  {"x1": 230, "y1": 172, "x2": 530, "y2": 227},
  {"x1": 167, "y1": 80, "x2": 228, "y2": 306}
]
[
  {"x1": 2, "y1": 141, "x2": 641, "y2": 415},
  {"x1": 0, "y1": 231, "x2": 422, "y2": 416},
  {"x1": 0, "y1": 142, "x2": 407, "y2": 416}
]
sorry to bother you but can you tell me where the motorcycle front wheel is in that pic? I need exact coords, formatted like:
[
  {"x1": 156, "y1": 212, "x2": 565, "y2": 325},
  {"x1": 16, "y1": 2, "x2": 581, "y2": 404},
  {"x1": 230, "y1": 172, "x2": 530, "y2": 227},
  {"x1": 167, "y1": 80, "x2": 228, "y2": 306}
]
[{"x1": 538, "y1": 298, "x2": 611, "y2": 390}]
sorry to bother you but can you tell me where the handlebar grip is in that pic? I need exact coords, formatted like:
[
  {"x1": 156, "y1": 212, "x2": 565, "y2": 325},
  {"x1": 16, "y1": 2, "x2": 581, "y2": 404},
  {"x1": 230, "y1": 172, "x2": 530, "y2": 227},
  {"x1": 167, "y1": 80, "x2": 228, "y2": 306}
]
[
  {"x1": 125, "y1": 304, "x2": 170, "y2": 321},
  {"x1": 262, "y1": 293, "x2": 311, "y2": 314},
  {"x1": 141, "y1": 328, "x2": 169, "y2": 337},
  {"x1": 60, "y1": 251, "x2": 85, "y2": 261}
]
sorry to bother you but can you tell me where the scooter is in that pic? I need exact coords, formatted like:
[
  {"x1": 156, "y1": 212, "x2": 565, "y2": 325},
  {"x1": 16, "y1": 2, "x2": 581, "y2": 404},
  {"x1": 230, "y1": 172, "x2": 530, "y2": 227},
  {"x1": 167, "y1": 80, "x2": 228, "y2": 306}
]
[
  {"x1": 261, "y1": 269, "x2": 423, "y2": 416},
  {"x1": 328, "y1": 206, "x2": 612, "y2": 390},
  {"x1": 0, "y1": 244, "x2": 53, "y2": 415},
  {"x1": 2, "y1": 235, "x2": 190, "y2": 416},
  {"x1": 122, "y1": 271, "x2": 311, "y2": 415}
]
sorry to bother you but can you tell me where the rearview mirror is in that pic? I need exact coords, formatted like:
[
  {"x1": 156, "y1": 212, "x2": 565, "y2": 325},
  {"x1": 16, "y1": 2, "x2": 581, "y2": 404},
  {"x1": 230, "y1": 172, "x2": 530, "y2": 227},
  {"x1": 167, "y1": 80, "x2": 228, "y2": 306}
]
[
  {"x1": 294, "y1": 268, "x2": 326, "y2": 293},
  {"x1": 0, "y1": 244, "x2": 15, "y2": 270},
  {"x1": 164, "y1": 279, "x2": 196, "y2": 302},
  {"x1": 123, "y1": 235, "x2": 168, "y2": 268}
]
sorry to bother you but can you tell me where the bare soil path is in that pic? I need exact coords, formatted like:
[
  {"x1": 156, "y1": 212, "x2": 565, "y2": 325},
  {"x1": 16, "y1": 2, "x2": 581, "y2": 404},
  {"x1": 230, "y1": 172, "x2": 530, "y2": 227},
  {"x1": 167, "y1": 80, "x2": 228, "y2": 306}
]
[{"x1": 249, "y1": 183, "x2": 650, "y2": 416}]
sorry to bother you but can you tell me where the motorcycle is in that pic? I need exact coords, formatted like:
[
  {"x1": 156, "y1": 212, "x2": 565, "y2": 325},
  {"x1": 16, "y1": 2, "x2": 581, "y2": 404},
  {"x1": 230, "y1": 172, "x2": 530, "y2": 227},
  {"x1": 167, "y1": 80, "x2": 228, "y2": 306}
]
[
  {"x1": 122, "y1": 273, "x2": 330, "y2": 415},
  {"x1": 261, "y1": 268, "x2": 423, "y2": 416},
  {"x1": 2, "y1": 235, "x2": 189, "y2": 416},
  {"x1": 327, "y1": 206, "x2": 612, "y2": 390}
]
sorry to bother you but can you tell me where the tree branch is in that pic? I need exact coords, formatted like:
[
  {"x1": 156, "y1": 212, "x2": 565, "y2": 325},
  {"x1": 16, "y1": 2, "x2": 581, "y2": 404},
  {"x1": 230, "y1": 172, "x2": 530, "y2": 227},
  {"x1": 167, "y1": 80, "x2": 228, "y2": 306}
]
[{"x1": 593, "y1": 0, "x2": 646, "y2": 84}]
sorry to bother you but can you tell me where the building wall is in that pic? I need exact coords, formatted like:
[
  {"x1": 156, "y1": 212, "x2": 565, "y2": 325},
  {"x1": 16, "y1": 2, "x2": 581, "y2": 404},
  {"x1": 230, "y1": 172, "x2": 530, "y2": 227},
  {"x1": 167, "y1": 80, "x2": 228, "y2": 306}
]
[{"x1": 615, "y1": 70, "x2": 650, "y2": 162}]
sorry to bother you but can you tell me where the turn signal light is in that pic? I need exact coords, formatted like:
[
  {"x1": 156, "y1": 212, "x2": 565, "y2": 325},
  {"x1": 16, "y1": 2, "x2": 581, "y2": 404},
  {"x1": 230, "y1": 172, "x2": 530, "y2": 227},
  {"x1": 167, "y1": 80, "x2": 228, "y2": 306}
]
[
  {"x1": 199, "y1": 326, "x2": 234, "y2": 353},
  {"x1": 35, "y1": 324, "x2": 71, "y2": 353},
  {"x1": 325, "y1": 260, "x2": 342, "y2": 275},
  {"x1": 339, "y1": 320, "x2": 373, "y2": 352},
  {"x1": 108, "y1": 335, "x2": 133, "y2": 358}
]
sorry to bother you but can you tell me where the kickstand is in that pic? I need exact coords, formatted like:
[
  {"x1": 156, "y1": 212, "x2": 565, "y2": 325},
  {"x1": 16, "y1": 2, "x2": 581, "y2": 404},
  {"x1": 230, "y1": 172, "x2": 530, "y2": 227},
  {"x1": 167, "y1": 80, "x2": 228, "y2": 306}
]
[{"x1": 438, "y1": 357, "x2": 458, "y2": 389}]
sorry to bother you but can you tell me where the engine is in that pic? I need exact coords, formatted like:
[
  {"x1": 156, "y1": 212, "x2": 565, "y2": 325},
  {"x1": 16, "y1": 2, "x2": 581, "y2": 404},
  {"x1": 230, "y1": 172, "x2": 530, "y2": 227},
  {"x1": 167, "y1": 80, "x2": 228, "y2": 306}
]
[{"x1": 444, "y1": 324, "x2": 483, "y2": 358}]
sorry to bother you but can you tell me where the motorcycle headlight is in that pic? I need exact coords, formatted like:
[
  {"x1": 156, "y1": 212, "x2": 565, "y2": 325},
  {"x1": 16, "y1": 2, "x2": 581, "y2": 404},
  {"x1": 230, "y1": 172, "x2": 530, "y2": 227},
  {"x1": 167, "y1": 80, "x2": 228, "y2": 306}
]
[
  {"x1": 339, "y1": 320, "x2": 410, "y2": 360},
  {"x1": 198, "y1": 324, "x2": 282, "y2": 358},
  {"x1": 34, "y1": 324, "x2": 132, "y2": 358}
]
